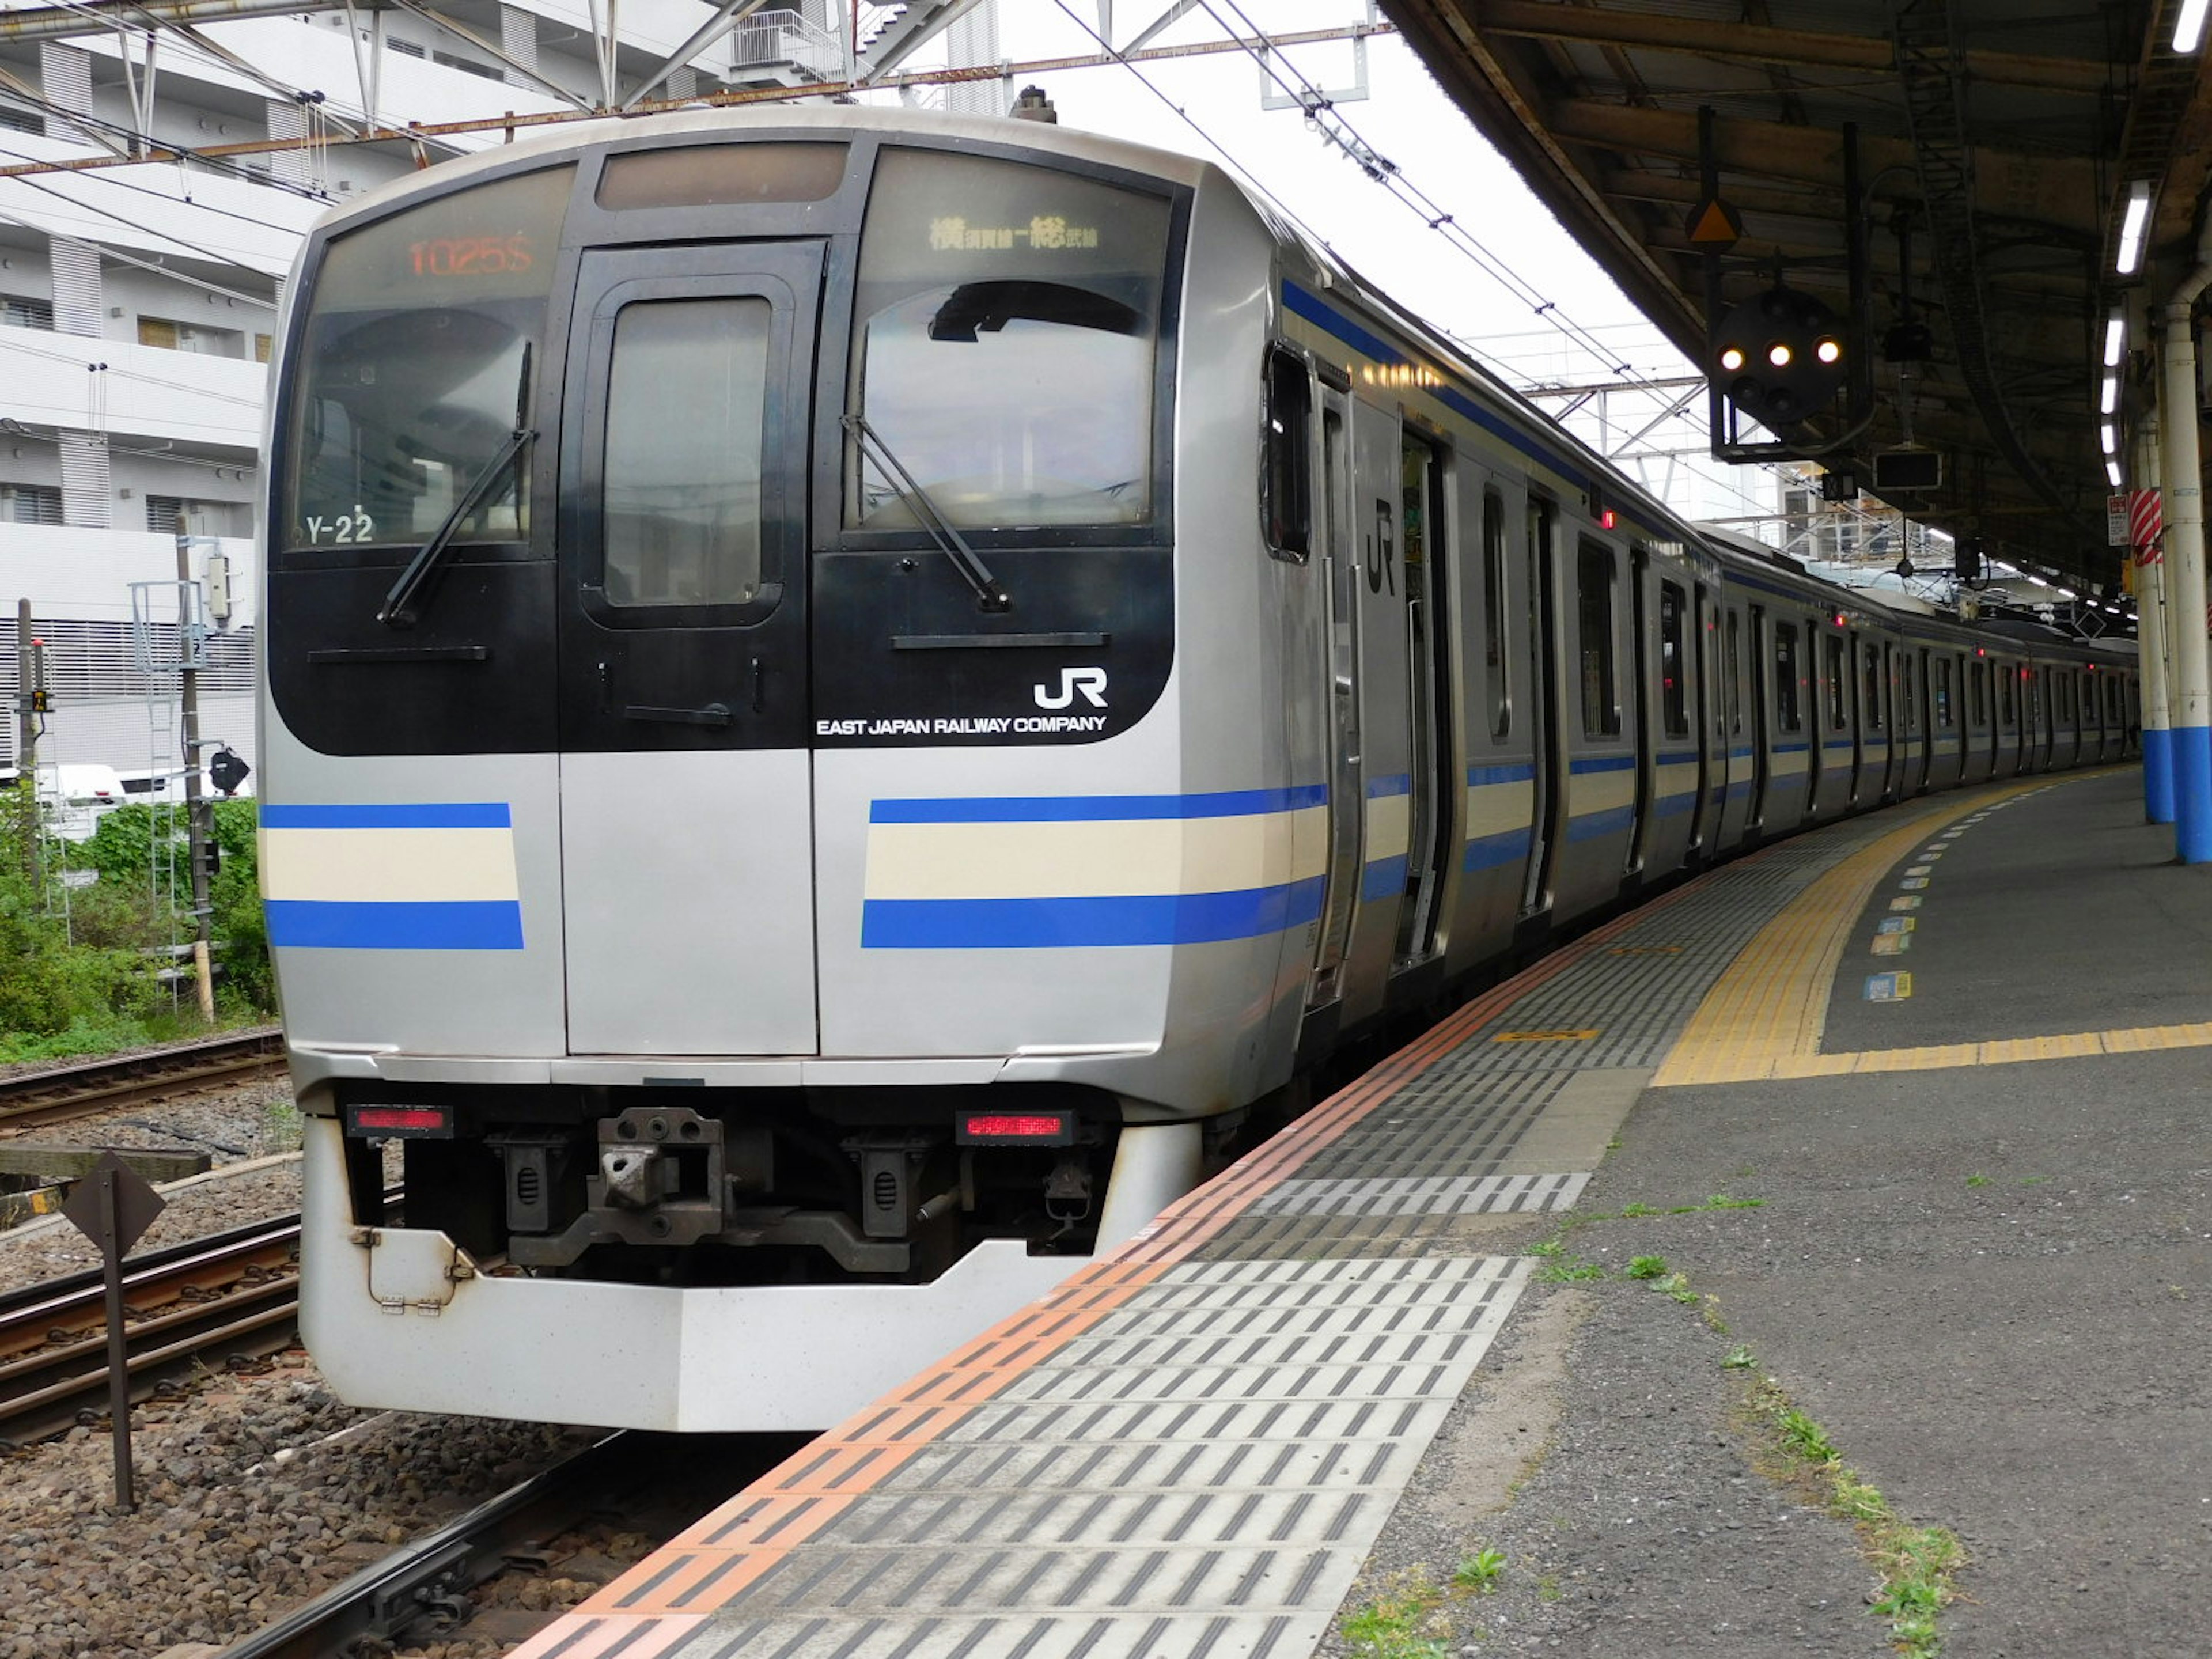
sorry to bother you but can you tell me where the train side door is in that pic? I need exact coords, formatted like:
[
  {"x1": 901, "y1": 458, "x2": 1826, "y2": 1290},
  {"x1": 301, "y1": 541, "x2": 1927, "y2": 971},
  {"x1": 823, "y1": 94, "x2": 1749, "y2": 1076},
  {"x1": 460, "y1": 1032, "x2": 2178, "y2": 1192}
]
[
  {"x1": 1626, "y1": 546, "x2": 1655, "y2": 874},
  {"x1": 554, "y1": 242, "x2": 821, "y2": 1055},
  {"x1": 1388, "y1": 431, "x2": 1453, "y2": 968},
  {"x1": 1519, "y1": 498, "x2": 1563, "y2": 919},
  {"x1": 1308, "y1": 386, "x2": 1362, "y2": 1007},
  {"x1": 1746, "y1": 604, "x2": 1771, "y2": 830},
  {"x1": 1688, "y1": 583, "x2": 1718, "y2": 857}
]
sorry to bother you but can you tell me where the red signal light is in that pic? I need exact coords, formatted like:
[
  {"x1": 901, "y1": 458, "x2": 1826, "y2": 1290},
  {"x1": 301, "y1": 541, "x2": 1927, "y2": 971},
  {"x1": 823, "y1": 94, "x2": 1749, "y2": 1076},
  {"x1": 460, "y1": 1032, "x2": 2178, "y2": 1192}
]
[{"x1": 1600, "y1": 509, "x2": 1618, "y2": 529}]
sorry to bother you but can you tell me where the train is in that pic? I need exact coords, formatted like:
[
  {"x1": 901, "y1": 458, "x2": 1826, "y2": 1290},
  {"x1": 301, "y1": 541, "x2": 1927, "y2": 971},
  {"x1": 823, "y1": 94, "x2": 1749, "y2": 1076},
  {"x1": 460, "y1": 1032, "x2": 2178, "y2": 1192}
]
[{"x1": 258, "y1": 105, "x2": 2137, "y2": 1431}]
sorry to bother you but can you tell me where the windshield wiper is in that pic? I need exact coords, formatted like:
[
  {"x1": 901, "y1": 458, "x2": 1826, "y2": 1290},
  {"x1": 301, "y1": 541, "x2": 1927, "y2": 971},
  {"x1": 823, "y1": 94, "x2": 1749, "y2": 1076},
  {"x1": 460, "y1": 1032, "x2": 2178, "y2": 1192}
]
[
  {"x1": 377, "y1": 425, "x2": 536, "y2": 627},
  {"x1": 843, "y1": 412, "x2": 1010, "y2": 613}
]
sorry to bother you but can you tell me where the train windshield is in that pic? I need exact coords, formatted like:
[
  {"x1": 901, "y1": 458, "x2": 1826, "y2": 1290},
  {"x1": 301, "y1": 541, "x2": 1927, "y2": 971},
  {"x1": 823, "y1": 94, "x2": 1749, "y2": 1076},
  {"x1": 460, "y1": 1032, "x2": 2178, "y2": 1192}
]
[
  {"x1": 847, "y1": 148, "x2": 1172, "y2": 532},
  {"x1": 282, "y1": 166, "x2": 574, "y2": 555}
]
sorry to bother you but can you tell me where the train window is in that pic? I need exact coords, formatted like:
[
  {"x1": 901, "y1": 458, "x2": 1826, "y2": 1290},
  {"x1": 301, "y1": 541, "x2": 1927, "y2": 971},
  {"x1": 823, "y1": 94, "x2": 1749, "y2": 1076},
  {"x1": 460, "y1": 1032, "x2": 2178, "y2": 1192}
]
[
  {"x1": 846, "y1": 148, "x2": 1173, "y2": 531},
  {"x1": 596, "y1": 142, "x2": 847, "y2": 209},
  {"x1": 1999, "y1": 661, "x2": 2016, "y2": 725},
  {"x1": 601, "y1": 297, "x2": 770, "y2": 607},
  {"x1": 1658, "y1": 581, "x2": 1688, "y2": 738},
  {"x1": 1902, "y1": 654, "x2": 1916, "y2": 731},
  {"x1": 1861, "y1": 642, "x2": 1883, "y2": 731},
  {"x1": 1483, "y1": 490, "x2": 1509, "y2": 737},
  {"x1": 1773, "y1": 622, "x2": 1802, "y2": 732},
  {"x1": 1576, "y1": 540, "x2": 1619, "y2": 737},
  {"x1": 283, "y1": 165, "x2": 574, "y2": 554},
  {"x1": 1724, "y1": 609, "x2": 1743, "y2": 736},
  {"x1": 1823, "y1": 632, "x2": 1846, "y2": 729},
  {"x1": 1263, "y1": 348, "x2": 1312, "y2": 560},
  {"x1": 1935, "y1": 657, "x2": 1955, "y2": 727},
  {"x1": 1970, "y1": 659, "x2": 1989, "y2": 726}
]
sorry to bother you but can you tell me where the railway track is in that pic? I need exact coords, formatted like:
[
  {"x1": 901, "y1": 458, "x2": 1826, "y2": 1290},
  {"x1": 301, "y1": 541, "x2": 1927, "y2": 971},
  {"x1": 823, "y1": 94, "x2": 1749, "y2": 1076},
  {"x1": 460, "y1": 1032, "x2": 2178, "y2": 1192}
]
[
  {"x1": 0, "y1": 1027, "x2": 287, "y2": 1134},
  {"x1": 219, "y1": 1430, "x2": 802, "y2": 1659},
  {"x1": 0, "y1": 1213, "x2": 304, "y2": 1446}
]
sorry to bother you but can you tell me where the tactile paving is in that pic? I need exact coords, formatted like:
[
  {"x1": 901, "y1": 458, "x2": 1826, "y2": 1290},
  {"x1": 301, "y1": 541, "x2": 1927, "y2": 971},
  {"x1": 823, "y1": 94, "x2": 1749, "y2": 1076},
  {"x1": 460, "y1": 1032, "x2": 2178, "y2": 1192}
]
[{"x1": 655, "y1": 1257, "x2": 1528, "y2": 1659}]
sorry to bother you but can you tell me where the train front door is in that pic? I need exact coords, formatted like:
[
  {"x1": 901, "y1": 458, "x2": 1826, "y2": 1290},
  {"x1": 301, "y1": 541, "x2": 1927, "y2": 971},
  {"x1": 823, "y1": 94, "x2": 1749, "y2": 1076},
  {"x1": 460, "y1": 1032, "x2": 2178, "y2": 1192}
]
[{"x1": 554, "y1": 243, "x2": 823, "y2": 1055}]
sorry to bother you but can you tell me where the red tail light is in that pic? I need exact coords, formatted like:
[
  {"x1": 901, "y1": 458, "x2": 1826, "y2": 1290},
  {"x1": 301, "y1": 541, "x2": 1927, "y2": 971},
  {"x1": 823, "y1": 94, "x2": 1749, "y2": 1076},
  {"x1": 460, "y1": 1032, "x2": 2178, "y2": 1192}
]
[
  {"x1": 957, "y1": 1111, "x2": 1074, "y2": 1145},
  {"x1": 346, "y1": 1105, "x2": 452, "y2": 1137}
]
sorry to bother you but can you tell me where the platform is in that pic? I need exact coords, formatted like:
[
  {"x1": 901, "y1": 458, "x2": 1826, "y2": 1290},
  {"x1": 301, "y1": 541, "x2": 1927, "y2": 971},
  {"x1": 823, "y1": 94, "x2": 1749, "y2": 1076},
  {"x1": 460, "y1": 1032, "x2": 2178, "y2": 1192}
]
[{"x1": 506, "y1": 764, "x2": 2211, "y2": 1658}]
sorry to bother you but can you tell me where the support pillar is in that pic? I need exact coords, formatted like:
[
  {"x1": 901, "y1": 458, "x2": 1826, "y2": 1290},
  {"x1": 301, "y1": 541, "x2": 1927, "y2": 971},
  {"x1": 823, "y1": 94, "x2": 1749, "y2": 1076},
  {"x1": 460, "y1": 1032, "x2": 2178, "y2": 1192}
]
[
  {"x1": 2136, "y1": 415, "x2": 2175, "y2": 821},
  {"x1": 2160, "y1": 288, "x2": 2212, "y2": 861}
]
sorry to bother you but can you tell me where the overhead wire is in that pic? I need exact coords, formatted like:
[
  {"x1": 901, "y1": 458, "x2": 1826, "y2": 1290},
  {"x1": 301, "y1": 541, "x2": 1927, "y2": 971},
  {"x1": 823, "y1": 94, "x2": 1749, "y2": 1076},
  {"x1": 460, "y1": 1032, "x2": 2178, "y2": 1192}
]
[
  {"x1": 1, "y1": 325, "x2": 268, "y2": 409},
  {"x1": 1187, "y1": 0, "x2": 1912, "y2": 553},
  {"x1": 0, "y1": 146, "x2": 306, "y2": 267},
  {"x1": 1041, "y1": 1, "x2": 1832, "y2": 539},
  {"x1": 0, "y1": 58, "x2": 335, "y2": 203}
]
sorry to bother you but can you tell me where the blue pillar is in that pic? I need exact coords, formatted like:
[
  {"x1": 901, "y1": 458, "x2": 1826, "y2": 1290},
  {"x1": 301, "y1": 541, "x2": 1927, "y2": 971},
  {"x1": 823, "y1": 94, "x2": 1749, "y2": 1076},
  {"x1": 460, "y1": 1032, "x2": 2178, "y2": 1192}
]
[{"x1": 2175, "y1": 724, "x2": 2212, "y2": 861}]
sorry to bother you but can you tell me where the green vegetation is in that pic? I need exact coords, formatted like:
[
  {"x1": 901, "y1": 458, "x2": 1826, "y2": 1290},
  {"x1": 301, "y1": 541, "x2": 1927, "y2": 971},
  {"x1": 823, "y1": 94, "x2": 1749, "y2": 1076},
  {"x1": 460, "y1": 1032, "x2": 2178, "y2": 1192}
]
[
  {"x1": 1536, "y1": 1257, "x2": 1604, "y2": 1283},
  {"x1": 1740, "y1": 1373, "x2": 1966, "y2": 1656},
  {"x1": 1624, "y1": 1254, "x2": 1670, "y2": 1279},
  {"x1": 1453, "y1": 1549, "x2": 1506, "y2": 1594},
  {"x1": 0, "y1": 791, "x2": 272, "y2": 1059},
  {"x1": 1340, "y1": 1551, "x2": 1513, "y2": 1657},
  {"x1": 1340, "y1": 1567, "x2": 1451, "y2": 1659}
]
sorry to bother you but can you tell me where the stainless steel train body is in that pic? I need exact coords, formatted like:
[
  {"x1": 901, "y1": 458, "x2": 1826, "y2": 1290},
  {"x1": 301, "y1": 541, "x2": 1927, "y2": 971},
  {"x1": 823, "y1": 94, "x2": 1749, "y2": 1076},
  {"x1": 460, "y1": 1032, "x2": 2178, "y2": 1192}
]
[{"x1": 261, "y1": 107, "x2": 2136, "y2": 1431}]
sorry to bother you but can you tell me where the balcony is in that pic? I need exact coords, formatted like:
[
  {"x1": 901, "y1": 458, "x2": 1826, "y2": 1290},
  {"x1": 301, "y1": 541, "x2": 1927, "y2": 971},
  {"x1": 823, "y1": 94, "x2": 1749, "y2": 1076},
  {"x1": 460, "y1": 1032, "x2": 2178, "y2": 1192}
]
[
  {"x1": 0, "y1": 329, "x2": 266, "y2": 450},
  {"x1": 0, "y1": 524, "x2": 257, "y2": 627}
]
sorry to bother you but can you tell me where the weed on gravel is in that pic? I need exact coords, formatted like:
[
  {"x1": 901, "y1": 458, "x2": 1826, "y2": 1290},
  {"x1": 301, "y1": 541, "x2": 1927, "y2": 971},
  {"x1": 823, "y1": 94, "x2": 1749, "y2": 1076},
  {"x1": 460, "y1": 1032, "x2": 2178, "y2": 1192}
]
[
  {"x1": 1737, "y1": 1360, "x2": 1967, "y2": 1654},
  {"x1": 1341, "y1": 1550, "x2": 1513, "y2": 1657}
]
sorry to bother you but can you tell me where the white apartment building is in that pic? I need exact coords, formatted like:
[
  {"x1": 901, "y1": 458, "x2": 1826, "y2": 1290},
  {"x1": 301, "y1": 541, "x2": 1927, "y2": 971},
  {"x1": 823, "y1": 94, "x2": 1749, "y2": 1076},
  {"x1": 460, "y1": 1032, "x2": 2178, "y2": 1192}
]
[{"x1": 0, "y1": 0, "x2": 967, "y2": 792}]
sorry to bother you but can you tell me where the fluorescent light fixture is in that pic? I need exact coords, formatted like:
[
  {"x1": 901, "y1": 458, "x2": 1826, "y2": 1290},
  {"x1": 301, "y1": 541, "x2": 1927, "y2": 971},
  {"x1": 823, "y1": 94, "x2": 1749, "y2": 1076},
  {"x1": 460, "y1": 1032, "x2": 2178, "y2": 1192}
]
[
  {"x1": 2118, "y1": 181, "x2": 2153, "y2": 275},
  {"x1": 2101, "y1": 373, "x2": 2119, "y2": 414},
  {"x1": 2179, "y1": 0, "x2": 2210, "y2": 52},
  {"x1": 2106, "y1": 311, "x2": 2127, "y2": 366},
  {"x1": 2027, "y1": 574, "x2": 2050, "y2": 588},
  {"x1": 2101, "y1": 421, "x2": 2119, "y2": 454},
  {"x1": 2107, "y1": 457, "x2": 2125, "y2": 487}
]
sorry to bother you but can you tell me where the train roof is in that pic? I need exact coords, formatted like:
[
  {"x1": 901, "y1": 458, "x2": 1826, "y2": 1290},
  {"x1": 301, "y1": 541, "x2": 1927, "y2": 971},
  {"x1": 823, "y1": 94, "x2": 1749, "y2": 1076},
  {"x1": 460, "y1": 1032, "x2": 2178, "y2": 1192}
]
[{"x1": 302, "y1": 104, "x2": 1222, "y2": 244}]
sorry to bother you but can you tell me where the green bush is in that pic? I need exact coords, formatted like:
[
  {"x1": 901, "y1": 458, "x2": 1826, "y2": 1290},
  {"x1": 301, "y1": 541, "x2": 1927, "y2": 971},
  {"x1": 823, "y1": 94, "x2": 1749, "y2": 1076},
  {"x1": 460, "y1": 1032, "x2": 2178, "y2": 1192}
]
[{"x1": 0, "y1": 789, "x2": 274, "y2": 1057}]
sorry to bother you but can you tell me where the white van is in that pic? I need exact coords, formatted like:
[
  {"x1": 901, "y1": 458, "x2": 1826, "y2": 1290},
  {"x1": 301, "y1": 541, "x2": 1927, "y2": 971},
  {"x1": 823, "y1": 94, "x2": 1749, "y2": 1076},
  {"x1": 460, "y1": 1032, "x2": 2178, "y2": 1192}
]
[{"x1": 35, "y1": 764, "x2": 128, "y2": 842}]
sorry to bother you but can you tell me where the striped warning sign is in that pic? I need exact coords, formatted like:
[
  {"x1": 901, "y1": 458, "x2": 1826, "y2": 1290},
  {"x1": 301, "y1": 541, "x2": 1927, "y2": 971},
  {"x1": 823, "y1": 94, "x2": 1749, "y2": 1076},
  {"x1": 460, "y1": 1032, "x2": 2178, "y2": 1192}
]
[{"x1": 2133, "y1": 488, "x2": 2163, "y2": 561}]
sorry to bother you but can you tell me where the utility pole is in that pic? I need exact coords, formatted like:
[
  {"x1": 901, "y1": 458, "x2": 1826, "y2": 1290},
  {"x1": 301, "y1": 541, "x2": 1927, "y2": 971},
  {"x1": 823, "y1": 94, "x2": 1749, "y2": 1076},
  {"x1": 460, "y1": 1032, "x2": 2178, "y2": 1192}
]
[
  {"x1": 174, "y1": 538, "x2": 215, "y2": 1022},
  {"x1": 14, "y1": 599, "x2": 43, "y2": 885}
]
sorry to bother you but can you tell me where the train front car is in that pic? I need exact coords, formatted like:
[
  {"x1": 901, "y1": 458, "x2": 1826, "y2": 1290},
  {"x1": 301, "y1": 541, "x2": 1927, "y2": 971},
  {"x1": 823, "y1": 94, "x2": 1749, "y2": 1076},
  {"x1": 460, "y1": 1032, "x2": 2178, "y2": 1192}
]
[{"x1": 264, "y1": 111, "x2": 1299, "y2": 1431}]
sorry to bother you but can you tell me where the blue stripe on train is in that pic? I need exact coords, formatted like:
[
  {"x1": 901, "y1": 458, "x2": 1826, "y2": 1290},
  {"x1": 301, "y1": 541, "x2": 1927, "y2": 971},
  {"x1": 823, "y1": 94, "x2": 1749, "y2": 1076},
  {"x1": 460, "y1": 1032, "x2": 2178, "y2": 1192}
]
[
  {"x1": 1464, "y1": 827, "x2": 1532, "y2": 872},
  {"x1": 861, "y1": 877, "x2": 1328, "y2": 948},
  {"x1": 1468, "y1": 762, "x2": 1537, "y2": 786},
  {"x1": 266, "y1": 899, "x2": 524, "y2": 950},
  {"x1": 870, "y1": 786, "x2": 1328, "y2": 824},
  {"x1": 1566, "y1": 805, "x2": 1636, "y2": 842},
  {"x1": 260, "y1": 802, "x2": 512, "y2": 830},
  {"x1": 1361, "y1": 854, "x2": 1409, "y2": 902}
]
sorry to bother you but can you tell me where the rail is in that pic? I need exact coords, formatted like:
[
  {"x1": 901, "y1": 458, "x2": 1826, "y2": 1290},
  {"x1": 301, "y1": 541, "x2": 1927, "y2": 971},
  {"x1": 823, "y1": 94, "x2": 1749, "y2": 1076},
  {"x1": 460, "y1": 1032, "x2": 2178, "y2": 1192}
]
[{"x1": 0, "y1": 1027, "x2": 287, "y2": 1132}]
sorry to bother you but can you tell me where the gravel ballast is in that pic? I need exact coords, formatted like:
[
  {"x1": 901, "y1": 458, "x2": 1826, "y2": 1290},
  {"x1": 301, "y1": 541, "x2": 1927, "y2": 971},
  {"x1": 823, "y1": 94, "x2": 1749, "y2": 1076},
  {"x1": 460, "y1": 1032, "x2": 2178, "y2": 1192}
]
[{"x1": 0, "y1": 1358, "x2": 597, "y2": 1659}]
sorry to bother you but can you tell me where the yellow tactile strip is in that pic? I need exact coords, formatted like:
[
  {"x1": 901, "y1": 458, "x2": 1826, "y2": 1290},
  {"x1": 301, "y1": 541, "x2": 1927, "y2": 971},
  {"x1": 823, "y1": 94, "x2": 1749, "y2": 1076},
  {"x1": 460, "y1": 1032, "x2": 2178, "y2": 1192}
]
[{"x1": 1653, "y1": 772, "x2": 2139, "y2": 1086}]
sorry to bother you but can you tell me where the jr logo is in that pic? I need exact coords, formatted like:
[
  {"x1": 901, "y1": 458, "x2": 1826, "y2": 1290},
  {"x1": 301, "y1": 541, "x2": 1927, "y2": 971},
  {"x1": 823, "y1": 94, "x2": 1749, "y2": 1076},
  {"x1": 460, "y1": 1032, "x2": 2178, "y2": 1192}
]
[{"x1": 1034, "y1": 667, "x2": 1109, "y2": 710}]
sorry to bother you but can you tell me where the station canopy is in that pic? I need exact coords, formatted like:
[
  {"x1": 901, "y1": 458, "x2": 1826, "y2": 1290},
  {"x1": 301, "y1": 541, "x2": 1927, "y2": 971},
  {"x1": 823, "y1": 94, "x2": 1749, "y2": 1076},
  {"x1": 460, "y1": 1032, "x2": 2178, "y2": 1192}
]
[{"x1": 1386, "y1": 0, "x2": 2212, "y2": 592}]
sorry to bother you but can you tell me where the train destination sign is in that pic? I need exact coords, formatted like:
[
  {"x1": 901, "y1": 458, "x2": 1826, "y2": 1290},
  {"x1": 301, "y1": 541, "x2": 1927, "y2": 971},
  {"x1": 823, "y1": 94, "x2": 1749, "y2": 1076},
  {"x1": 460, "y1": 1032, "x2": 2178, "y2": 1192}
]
[
  {"x1": 406, "y1": 234, "x2": 536, "y2": 278},
  {"x1": 928, "y1": 215, "x2": 1101, "y2": 252}
]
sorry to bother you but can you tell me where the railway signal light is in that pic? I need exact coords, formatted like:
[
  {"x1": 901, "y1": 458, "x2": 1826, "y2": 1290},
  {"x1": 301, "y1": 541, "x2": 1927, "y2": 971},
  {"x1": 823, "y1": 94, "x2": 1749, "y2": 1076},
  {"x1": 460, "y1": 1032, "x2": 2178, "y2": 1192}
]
[
  {"x1": 208, "y1": 747, "x2": 249, "y2": 796},
  {"x1": 1710, "y1": 283, "x2": 1848, "y2": 430}
]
